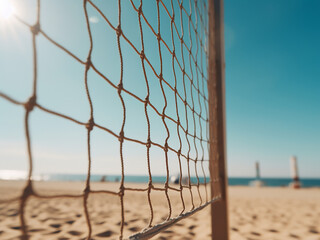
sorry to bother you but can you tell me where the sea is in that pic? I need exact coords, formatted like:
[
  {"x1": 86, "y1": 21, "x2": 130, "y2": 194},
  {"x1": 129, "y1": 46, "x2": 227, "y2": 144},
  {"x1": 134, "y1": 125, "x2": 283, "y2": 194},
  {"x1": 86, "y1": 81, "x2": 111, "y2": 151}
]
[{"x1": 0, "y1": 170, "x2": 320, "y2": 187}]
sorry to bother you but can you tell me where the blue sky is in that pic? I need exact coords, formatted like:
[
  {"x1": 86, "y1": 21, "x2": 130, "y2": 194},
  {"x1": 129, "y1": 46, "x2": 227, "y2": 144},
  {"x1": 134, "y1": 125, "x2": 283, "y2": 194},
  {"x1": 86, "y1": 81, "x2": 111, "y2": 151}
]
[
  {"x1": 225, "y1": 0, "x2": 320, "y2": 177},
  {"x1": 0, "y1": 0, "x2": 319, "y2": 179}
]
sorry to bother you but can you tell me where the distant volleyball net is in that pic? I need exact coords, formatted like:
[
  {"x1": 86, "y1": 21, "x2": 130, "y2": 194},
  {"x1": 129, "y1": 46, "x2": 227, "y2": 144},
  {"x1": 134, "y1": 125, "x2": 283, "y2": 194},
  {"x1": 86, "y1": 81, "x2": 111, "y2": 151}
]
[{"x1": 0, "y1": 0, "x2": 225, "y2": 239}]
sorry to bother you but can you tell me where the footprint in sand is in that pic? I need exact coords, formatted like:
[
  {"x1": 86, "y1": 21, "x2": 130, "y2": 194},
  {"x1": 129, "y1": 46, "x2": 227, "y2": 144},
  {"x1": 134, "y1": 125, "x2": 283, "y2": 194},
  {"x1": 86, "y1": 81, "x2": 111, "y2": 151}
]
[
  {"x1": 158, "y1": 237, "x2": 166, "y2": 240},
  {"x1": 68, "y1": 230, "x2": 83, "y2": 236},
  {"x1": 49, "y1": 223, "x2": 61, "y2": 228},
  {"x1": 188, "y1": 225, "x2": 196, "y2": 230},
  {"x1": 28, "y1": 228, "x2": 44, "y2": 232},
  {"x1": 96, "y1": 230, "x2": 114, "y2": 237},
  {"x1": 45, "y1": 230, "x2": 61, "y2": 235},
  {"x1": 250, "y1": 231, "x2": 261, "y2": 236},
  {"x1": 128, "y1": 226, "x2": 140, "y2": 232},
  {"x1": 309, "y1": 229, "x2": 319, "y2": 234},
  {"x1": 95, "y1": 221, "x2": 105, "y2": 225},
  {"x1": 116, "y1": 221, "x2": 128, "y2": 226},
  {"x1": 10, "y1": 226, "x2": 21, "y2": 230},
  {"x1": 65, "y1": 220, "x2": 75, "y2": 225},
  {"x1": 7, "y1": 211, "x2": 19, "y2": 217},
  {"x1": 129, "y1": 218, "x2": 139, "y2": 223},
  {"x1": 289, "y1": 233, "x2": 300, "y2": 239}
]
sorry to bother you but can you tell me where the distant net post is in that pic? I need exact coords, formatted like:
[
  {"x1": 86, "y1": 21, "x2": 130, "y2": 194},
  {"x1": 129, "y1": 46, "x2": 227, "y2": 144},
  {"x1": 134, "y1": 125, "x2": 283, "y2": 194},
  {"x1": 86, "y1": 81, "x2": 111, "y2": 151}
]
[
  {"x1": 289, "y1": 156, "x2": 301, "y2": 189},
  {"x1": 255, "y1": 161, "x2": 260, "y2": 180},
  {"x1": 208, "y1": 0, "x2": 229, "y2": 239}
]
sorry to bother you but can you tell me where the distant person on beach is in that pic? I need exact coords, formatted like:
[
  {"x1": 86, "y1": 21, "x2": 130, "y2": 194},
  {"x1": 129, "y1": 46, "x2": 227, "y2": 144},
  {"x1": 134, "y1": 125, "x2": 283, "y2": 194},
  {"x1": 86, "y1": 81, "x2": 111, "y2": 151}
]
[{"x1": 100, "y1": 175, "x2": 107, "y2": 182}]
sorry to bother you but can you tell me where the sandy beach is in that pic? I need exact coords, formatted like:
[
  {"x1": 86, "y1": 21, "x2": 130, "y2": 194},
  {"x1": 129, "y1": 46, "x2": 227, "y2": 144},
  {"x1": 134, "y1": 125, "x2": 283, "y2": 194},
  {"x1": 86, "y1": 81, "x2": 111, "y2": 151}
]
[{"x1": 0, "y1": 181, "x2": 319, "y2": 239}]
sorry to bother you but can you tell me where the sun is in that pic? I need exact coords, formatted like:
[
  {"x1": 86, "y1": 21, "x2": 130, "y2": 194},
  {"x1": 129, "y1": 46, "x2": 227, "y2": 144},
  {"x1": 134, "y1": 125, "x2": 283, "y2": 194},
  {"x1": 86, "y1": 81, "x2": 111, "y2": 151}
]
[{"x1": 0, "y1": 0, "x2": 15, "y2": 20}]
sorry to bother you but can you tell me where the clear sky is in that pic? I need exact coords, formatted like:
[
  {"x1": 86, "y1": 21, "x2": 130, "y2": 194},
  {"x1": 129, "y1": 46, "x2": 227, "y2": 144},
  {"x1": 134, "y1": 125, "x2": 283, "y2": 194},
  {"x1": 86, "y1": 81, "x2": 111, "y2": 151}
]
[
  {"x1": 0, "y1": 0, "x2": 319, "y2": 179},
  {"x1": 225, "y1": 0, "x2": 320, "y2": 178}
]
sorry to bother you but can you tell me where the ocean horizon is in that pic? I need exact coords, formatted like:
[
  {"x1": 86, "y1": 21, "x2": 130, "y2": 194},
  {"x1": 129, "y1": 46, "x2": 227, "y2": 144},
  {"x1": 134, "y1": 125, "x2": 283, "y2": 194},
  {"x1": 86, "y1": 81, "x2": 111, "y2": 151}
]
[{"x1": 0, "y1": 170, "x2": 320, "y2": 187}]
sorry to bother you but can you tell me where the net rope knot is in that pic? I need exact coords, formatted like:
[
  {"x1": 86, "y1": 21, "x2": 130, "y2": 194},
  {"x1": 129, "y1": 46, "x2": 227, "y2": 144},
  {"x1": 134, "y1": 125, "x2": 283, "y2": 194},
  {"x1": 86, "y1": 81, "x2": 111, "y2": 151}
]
[
  {"x1": 86, "y1": 118, "x2": 94, "y2": 131},
  {"x1": 118, "y1": 83, "x2": 123, "y2": 94},
  {"x1": 22, "y1": 182, "x2": 33, "y2": 199},
  {"x1": 24, "y1": 96, "x2": 36, "y2": 112},
  {"x1": 146, "y1": 138, "x2": 151, "y2": 148},
  {"x1": 30, "y1": 23, "x2": 40, "y2": 35},
  {"x1": 140, "y1": 50, "x2": 145, "y2": 60},
  {"x1": 118, "y1": 130, "x2": 124, "y2": 143},
  {"x1": 157, "y1": 33, "x2": 161, "y2": 41},
  {"x1": 171, "y1": 12, "x2": 175, "y2": 20},
  {"x1": 86, "y1": 57, "x2": 92, "y2": 71},
  {"x1": 84, "y1": 186, "x2": 90, "y2": 194},
  {"x1": 144, "y1": 95, "x2": 149, "y2": 104},
  {"x1": 164, "y1": 142, "x2": 168, "y2": 152},
  {"x1": 116, "y1": 25, "x2": 122, "y2": 36},
  {"x1": 138, "y1": 5, "x2": 142, "y2": 15},
  {"x1": 177, "y1": 149, "x2": 181, "y2": 156},
  {"x1": 119, "y1": 185, "x2": 125, "y2": 197}
]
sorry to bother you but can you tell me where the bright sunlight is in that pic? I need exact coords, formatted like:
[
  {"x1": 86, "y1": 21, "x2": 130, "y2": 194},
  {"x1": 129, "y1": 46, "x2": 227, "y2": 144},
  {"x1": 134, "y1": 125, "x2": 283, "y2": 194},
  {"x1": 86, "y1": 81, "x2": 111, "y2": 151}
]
[{"x1": 0, "y1": 0, "x2": 15, "y2": 20}]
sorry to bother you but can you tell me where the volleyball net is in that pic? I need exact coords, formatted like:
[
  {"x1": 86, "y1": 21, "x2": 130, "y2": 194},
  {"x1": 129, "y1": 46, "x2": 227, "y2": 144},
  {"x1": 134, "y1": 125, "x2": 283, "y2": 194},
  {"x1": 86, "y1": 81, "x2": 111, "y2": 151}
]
[{"x1": 0, "y1": 0, "x2": 225, "y2": 239}]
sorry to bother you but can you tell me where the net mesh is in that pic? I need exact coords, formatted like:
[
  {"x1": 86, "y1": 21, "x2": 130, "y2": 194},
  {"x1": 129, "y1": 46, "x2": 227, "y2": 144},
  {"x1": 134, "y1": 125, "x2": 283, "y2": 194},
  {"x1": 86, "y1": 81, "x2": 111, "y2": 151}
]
[{"x1": 0, "y1": 0, "x2": 221, "y2": 239}]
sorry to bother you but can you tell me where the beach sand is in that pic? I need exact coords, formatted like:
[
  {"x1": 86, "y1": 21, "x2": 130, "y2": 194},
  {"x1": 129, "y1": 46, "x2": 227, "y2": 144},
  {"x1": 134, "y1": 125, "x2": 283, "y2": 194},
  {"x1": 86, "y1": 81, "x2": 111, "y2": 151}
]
[{"x1": 0, "y1": 181, "x2": 319, "y2": 239}]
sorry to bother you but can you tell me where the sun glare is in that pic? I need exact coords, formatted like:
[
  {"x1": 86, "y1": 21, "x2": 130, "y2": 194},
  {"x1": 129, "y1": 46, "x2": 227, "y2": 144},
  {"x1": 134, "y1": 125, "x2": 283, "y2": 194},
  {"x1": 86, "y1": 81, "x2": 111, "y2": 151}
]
[{"x1": 0, "y1": 0, "x2": 15, "y2": 20}]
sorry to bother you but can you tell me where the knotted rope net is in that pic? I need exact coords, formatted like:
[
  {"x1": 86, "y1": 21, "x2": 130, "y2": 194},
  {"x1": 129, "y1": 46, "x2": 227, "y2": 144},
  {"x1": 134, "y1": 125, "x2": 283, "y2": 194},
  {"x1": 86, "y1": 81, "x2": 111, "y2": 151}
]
[{"x1": 0, "y1": 0, "x2": 222, "y2": 239}]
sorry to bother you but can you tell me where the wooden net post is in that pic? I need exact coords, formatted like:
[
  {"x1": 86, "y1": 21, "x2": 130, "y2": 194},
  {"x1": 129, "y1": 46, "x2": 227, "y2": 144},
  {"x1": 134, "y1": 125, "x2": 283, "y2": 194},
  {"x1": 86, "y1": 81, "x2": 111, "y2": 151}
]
[{"x1": 208, "y1": 0, "x2": 229, "y2": 239}]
